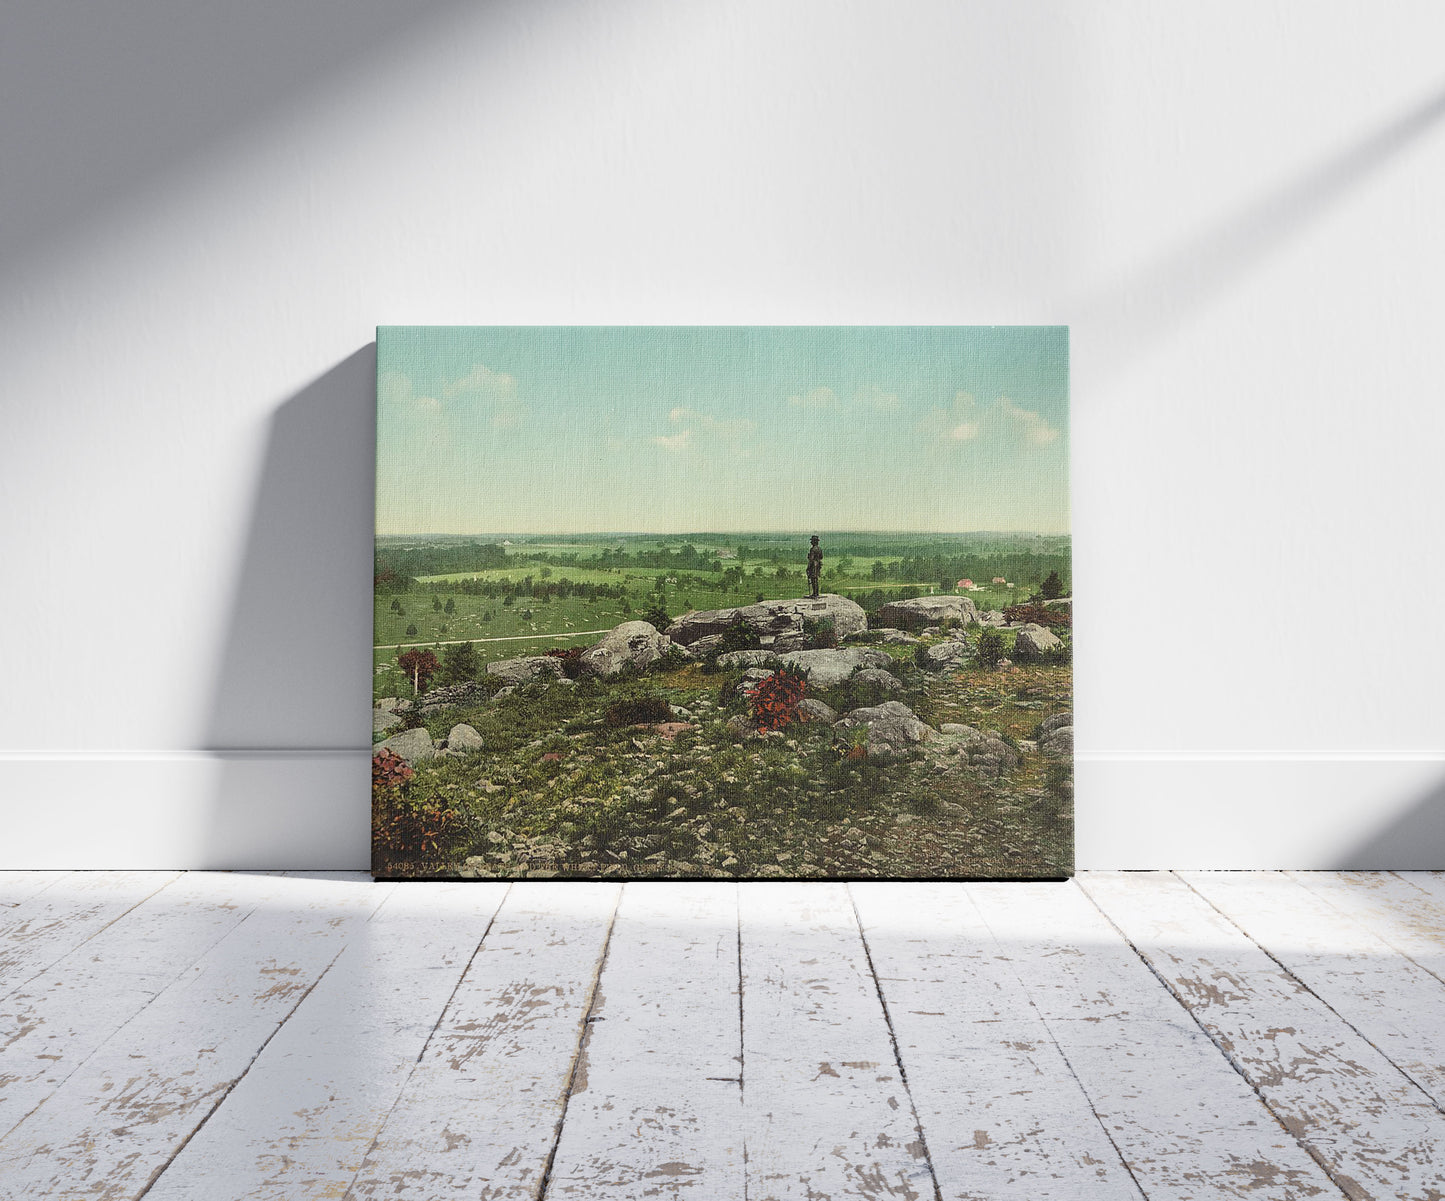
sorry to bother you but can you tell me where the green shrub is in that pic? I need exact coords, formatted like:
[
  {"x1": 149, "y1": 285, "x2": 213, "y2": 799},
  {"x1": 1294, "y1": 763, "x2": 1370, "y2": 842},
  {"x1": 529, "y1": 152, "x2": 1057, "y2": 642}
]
[
  {"x1": 604, "y1": 694, "x2": 674, "y2": 727},
  {"x1": 718, "y1": 618, "x2": 761, "y2": 655},
  {"x1": 641, "y1": 603, "x2": 671, "y2": 630},
  {"x1": 802, "y1": 617, "x2": 837, "y2": 649},
  {"x1": 977, "y1": 628, "x2": 1006, "y2": 668}
]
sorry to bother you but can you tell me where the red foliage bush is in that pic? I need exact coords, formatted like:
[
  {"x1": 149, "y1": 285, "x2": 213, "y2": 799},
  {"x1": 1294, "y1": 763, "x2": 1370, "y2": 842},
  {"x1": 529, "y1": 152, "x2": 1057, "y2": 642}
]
[
  {"x1": 371, "y1": 748, "x2": 414, "y2": 794},
  {"x1": 748, "y1": 669, "x2": 807, "y2": 731},
  {"x1": 397, "y1": 648, "x2": 440, "y2": 691}
]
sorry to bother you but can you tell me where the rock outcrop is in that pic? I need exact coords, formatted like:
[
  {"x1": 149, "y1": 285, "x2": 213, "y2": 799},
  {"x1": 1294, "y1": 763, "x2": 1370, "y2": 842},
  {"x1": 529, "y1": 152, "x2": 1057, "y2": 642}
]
[
  {"x1": 416, "y1": 681, "x2": 492, "y2": 713},
  {"x1": 1013, "y1": 623, "x2": 1064, "y2": 661},
  {"x1": 1038, "y1": 711, "x2": 1073, "y2": 758},
  {"x1": 797, "y1": 698, "x2": 838, "y2": 725},
  {"x1": 580, "y1": 621, "x2": 678, "y2": 677},
  {"x1": 715, "y1": 645, "x2": 897, "y2": 688},
  {"x1": 852, "y1": 667, "x2": 903, "y2": 693},
  {"x1": 445, "y1": 723, "x2": 484, "y2": 753},
  {"x1": 664, "y1": 594, "x2": 867, "y2": 652},
  {"x1": 876, "y1": 595, "x2": 980, "y2": 629},
  {"x1": 375, "y1": 727, "x2": 436, "y2": 764},
  {"x1": 486, "y1": 655, "x2": 567, "y2": 685},
  {"x1": 835, "y1": 701, "x2": 935, "y2": 759},
  {"x1": 374, "y1": 710, "x2": 402, "y2": 735},
  {"x1": 920, "y1": 640, "x2": 972, "y2": 669}
]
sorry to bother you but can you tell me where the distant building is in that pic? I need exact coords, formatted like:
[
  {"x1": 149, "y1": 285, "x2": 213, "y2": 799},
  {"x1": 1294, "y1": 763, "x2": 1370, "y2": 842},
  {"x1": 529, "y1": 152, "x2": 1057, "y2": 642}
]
[
  {"x1": 957, "y1": 579, "x2": 974, "y2": 590},
  {"x1": 992, "y1": 576, "x2": 1007, "y2": 584}
]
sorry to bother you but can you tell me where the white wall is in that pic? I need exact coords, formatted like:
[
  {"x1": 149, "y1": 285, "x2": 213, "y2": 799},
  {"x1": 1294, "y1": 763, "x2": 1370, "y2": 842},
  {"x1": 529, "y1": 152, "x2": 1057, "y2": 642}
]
[{"x1": 2, "y1": 0, "x2": 1443, "y2": 869}]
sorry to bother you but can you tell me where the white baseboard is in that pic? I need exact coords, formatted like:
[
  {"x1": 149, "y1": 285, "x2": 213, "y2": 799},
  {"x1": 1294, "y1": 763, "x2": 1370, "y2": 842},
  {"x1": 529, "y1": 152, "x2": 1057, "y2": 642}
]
[{"x1": 1, "y1": 752, "x2": 1441, "y2": 870}]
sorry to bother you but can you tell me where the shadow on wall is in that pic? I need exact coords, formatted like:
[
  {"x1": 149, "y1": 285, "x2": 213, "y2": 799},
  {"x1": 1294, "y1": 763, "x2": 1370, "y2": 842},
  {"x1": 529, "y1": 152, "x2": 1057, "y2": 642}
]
[
  {"x1": 1335, "y1": 773, "x2": 1445, "y2": 871},
  {"x1": 201, "y1": 346, "x2": 376, "y2": 869},
  {"x1": 0, "y1": 0, "x2": 473, "y2": 282},
  {"x1": 1075, "y1": 82, "x2": 1445, "y2": 382}
]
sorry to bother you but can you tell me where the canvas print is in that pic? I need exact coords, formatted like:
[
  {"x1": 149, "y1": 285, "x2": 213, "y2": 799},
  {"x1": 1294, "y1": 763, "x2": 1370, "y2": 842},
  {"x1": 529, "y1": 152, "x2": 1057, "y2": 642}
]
[{"x1": 373, "y1": 327, "x2": 1072, "y2": 879}]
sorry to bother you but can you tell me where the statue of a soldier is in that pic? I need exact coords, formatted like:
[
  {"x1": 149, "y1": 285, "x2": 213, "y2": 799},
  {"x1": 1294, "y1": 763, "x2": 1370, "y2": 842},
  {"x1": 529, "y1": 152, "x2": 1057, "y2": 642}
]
[{"x1": 806, "y1": 535, "x2": 823, "y2": 599}]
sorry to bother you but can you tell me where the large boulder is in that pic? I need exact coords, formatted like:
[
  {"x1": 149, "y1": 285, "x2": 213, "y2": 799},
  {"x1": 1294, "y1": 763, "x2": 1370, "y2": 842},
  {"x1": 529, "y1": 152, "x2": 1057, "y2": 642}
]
[
  {"x1": 796, "y1": 698, "x2": 838, "y2": 725},
  {"x1": 963, "y1": 731, "x2": 1020, "y2": 777},
  {"x1": 1039, "y1": 712, "x2": 1073, "y2": 737},
  {"x1": 446, "y1": 723, "x2": 485, "y2": 753},
  {"x1": 920, "y1": 640, "x2": 973, "y2": 670},
  {"x1": 1040, "y1": 725, "x2": 1073, "y2": 759},
  {"x1": 486, "y1": 655, "x2": 567, "y2": 685},
  {"x1": 852, "y1": 667, "x2": 903, "y2": 693},
  {"x1": 776, "y1": 647, "x2": 897, "y2": 688},
  {"x1": 1013, "y1": 623, "x2": 1064, "y2": 661},
  {"x1": 375, "y1": 727, "x2": 435, "y2": 764},
  {"x1": 876, "y1": 595, "x2": 980, "y2": 630},
  {"x1": 664, "y1": 594, "x2": 867, "y2": 651},
  {"x1": 835, "y1": 701, "x2": 935, "y2": 759},
  {"x1": 579, "y1": 621, "x2": 677, "y2": 677},
  {"x1": 374, "y1": 709, "x2": 402, "y2": 735}
]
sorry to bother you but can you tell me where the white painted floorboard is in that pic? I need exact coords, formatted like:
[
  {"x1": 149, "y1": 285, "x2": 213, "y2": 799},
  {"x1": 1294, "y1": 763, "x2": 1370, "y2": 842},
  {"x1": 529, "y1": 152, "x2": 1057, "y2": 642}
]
[{"x1": 1, "y1": 872, "x2": 1444, "y2": 1200}]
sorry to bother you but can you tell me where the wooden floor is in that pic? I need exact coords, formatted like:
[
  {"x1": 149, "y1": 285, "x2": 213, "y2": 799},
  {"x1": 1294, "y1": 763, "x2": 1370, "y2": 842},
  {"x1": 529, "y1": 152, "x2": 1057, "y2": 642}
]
[{"x1": 2, "y1": 874, "x2": 1445, "y2": 1199}]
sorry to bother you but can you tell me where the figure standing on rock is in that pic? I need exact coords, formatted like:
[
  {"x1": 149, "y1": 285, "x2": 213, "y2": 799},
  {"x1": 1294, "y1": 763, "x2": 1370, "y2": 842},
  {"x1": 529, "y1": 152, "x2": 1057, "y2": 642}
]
[{"x1": 806, "y1": 535, "x2": 823, "y2": 599}]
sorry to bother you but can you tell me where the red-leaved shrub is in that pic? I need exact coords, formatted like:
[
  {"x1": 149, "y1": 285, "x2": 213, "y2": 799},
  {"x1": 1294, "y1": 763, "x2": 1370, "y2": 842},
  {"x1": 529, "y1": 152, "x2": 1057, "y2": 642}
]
[{"x1": 748, "y1": 669, "x2": 807, "y2": 731}]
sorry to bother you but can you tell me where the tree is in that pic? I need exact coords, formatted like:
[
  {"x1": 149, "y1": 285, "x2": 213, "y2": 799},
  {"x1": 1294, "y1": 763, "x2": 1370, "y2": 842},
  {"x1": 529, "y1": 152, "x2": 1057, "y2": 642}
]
[
  {"x1": 482, "y1": 610, "x2": 493, "y2": 623},
  {"x1": 441, "y1": 640, "x2": 479, "y2": 684},
  {"x1": 432, "y1": 596, "x2": 443, "y2": 612},
  {"x1": 503, "y1": 594, "x2": 514, "y2": 607},
  {"x1": 1040, "y1": 571, "x2": 1065, "y2": 601},
  {"x1": 642, "y1": 602, "x2": 671, "y2": 630},
  {"x1": 405, "y1": 622, "x2": 418, "y2": 636},
  {"x1": 390, "y1": 598, "x2": 403, "y2": 614},
  {"x1": 398, "y1": 648, "x2": 439, "y2": 694},
  {"x1": 443, "y1": 597, "x2": 455, "y2": 614}
]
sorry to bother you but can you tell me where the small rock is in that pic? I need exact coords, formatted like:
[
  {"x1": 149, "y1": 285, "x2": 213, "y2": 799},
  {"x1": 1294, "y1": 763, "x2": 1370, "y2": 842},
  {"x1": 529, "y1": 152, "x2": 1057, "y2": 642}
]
[{"x1": 373, "y1": 710, "x2": 402, "y2": 735}]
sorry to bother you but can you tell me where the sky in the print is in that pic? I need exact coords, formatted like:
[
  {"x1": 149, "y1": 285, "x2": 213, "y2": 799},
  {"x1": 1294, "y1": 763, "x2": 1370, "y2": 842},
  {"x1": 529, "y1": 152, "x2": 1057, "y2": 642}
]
[{"x1": 376, "y1": 326, "x2": 1069, "y2": 535}]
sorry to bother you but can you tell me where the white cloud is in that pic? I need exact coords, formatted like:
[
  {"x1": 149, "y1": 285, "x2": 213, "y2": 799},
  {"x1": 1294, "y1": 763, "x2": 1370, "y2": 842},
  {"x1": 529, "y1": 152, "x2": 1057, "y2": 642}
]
[
  {"x1": 443, "y1": 364, "x2": 518, "y2": 401},
  {"x1": 998, "y1": 397, "x2": 1060, "y2": 445},
  {"x1": 378, "y1": 370, "x2": 441, "y2": 414},
  {"x1": 656, "y1": 407, "x2": 755, "y2": 445},
  {"x1": 920, "y1": 391, "x2": 1060, "y2": 448},
  {"x1": 653, "y1": 430, "x2": 692, "y2": 452}
]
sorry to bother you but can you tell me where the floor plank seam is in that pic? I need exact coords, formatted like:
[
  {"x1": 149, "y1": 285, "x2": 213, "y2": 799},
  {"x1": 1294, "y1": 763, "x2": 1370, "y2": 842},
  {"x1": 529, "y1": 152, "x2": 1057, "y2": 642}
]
[
  {"x1": 1286, "y1": 870, "x2": 1445, "y2": 989},
  {"x1": 0, "y1": 872, "x2": 183, "y2": 1007},
  {"x1": 1177, "y1": 873, "x2": 1445, "y2": 1122},
  {"x1": 846, "y1": 884, "x2": 945, "y2": 1201},
  {"x1": 135, "y1": 939, "x2": 355, "y2": 1200},
  {"x1": 974, "y1": 883, "x2": 1151, "y2": 1201},
  {"x1": 0, "y1": 883, "x2": 273, "y2": 1145},
  {"x1": 534, "y1": 885, "x2": 624, "y2": 1201},
  {"x1": 337, "y1": 882, "x2": 512, "y2": 1201},
  {"x1": 734, "y1": 884, "x2": 749, "y2": 1201},
  {"x1": 1078, "y1": 876, "x2": 1357, "y2": 1200}
]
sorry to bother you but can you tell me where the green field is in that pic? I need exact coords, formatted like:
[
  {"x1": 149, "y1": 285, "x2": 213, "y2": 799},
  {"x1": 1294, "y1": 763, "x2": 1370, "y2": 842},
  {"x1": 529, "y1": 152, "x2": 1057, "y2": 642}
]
[{"x1": 374, "y1": 533, "x2": 1058, "y2": 702}]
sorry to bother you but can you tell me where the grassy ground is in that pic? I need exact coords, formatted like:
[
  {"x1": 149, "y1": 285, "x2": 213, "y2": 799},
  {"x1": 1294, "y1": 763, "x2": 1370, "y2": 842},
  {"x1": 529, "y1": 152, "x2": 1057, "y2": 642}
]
[{"x1": 373, "y1": 637, "x2": 1073, "y2": 881}]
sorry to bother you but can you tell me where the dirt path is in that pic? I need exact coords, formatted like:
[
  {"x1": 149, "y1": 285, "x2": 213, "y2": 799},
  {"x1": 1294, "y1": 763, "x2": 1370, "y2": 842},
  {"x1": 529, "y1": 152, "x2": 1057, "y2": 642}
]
[{"x1": 375, "y1": 629, "x2": 613, "y2": 651}]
